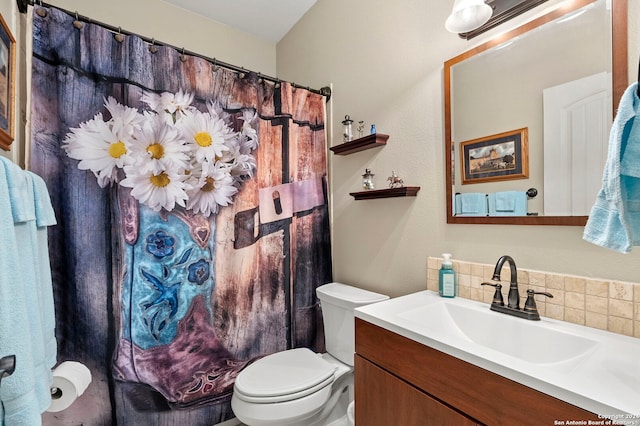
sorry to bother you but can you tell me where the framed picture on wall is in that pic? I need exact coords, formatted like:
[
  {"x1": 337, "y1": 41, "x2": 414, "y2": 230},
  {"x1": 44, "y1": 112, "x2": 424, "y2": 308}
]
[
  {"x1": 460, "y1": 127, "x2": 529, "y2": 184},
  {"x1": 0, "y1": 13, "x2": 15, "y2": 151}
]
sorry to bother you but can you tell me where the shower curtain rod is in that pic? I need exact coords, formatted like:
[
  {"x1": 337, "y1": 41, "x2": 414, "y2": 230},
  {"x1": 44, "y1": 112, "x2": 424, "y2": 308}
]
[{"x1": 16, "y1": 0, "x2": 332, "y2": 100}]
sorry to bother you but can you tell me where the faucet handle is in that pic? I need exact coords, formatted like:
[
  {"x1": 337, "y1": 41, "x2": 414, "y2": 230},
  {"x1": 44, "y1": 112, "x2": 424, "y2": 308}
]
[
  {"x1": 524, "y1": 289, "x2": 553, "y2": 314},
  {"x1": 481, "y1": 282, "x2": 504, "y2": 306}
]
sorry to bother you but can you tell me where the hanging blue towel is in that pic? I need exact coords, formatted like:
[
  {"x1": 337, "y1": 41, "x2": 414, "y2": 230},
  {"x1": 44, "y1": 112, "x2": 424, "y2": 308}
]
[
  {"x1": 0, "y1": 158, "x2": 57, "y2": 425},
  {"x1": 455, "y1": 193, "x2": 488, "y2": 216},
  {"x1": 488, "y1": 191, "x2": 527, "y2": 216},
  {"x1": 583, "y1": 82, "x2": 640, "y2": 253}
]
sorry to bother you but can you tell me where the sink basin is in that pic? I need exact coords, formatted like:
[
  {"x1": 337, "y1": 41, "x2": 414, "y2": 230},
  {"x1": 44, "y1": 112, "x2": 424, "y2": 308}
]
[{"x1": 398, "y1": 300, "x2": 598, "y2": 364}]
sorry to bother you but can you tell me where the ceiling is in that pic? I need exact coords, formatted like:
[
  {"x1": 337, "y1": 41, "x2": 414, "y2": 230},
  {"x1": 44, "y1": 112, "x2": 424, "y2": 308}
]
[{"x1": 161, "y1": 0, "x2": 317, "y2": 43}]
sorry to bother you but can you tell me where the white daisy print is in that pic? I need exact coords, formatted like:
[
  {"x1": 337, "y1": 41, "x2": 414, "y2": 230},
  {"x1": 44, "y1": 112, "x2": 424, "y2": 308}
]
[
  {"x1": 121, "y1": 168, "x2": 188, "y2": 212},
  {"x1": 186, "y1": 163, "x2": 238, "y2": 216},
  {"x1": 63, "y1": 90, "x2": 259, "y2": 216},
  {"x1": 63, "y1": 113, "x2": 133, "y2": 187},
  {"x1": 104, "y1": 96, "x2": 144, "y2": 138},
  {"x1": 129, "y1": 115, "x2": 191, "y2": 175},
  {"x1": 178, "y1": 109, "x2": 232, "y2": 165},
  {"x1": 240, "y1": 108, "x2": 259, "y2": 151},
  {"x1": 142, "y1": 89, "x2": 194, "y2": 117}
]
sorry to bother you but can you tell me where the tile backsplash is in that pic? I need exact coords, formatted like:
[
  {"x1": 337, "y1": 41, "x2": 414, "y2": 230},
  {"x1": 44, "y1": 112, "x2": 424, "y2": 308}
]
[{"x1": 427, "y1": 257, "x2": 640, "y2": 338}]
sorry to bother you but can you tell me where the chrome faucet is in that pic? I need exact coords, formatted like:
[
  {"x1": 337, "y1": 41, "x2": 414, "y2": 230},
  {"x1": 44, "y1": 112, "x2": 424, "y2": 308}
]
[{"x1": 481, "y1": 255, "x2": 553, "y2": 321}]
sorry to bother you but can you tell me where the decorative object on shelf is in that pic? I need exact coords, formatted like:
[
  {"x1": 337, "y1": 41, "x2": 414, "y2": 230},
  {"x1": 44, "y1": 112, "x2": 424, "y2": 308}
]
[
  {"x1": 349, "y1": 186, "x2": 420, "y2": 200},
  {"x1": 342, "y1": 115, "x2": 354, "y2": 142},
  {"x1": 329, "y1": 133, "x2": 389, "y2": 155},
  {"x1": 387, "y1": 170, "x2": 404, "y2": 188},
  {"x1": 357, "y1": 121, "x2": 365, "y2": 138},
  {"x1": 370, "y1": 124, "x2": 376, "y2": 134},
  {"x1": 362, "y1": 168, "x2": 375, "y2": 190}
]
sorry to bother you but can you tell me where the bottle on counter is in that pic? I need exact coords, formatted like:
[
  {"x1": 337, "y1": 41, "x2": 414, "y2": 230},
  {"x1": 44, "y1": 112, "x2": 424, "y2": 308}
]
[{"x1": 439, "y1": 253, "x2": 456, "y2": 298}]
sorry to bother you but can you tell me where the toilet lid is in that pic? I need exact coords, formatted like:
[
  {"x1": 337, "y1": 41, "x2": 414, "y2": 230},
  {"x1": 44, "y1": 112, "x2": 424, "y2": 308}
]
[{"x1": 234, "y1": 348, "x2": 336, "y2": 401}]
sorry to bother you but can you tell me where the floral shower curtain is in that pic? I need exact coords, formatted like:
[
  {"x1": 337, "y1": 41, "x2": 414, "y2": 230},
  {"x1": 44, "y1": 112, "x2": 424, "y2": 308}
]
[{"x1": 30, "y1": 6, "x2": 331, "y2": 425}]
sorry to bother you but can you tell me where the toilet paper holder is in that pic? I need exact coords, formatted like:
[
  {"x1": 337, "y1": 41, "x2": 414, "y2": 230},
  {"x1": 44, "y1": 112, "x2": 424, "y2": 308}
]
[
  {"x1": 47, "y1": 361, "x2": 93, "y2": 413},
  {"x1": 0, "y1": 355, "x2": 16, "y2": 388}
]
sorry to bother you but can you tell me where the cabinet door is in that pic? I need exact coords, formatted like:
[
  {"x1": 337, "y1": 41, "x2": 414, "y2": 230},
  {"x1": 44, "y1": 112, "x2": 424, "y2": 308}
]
[{"x1": 355, "y1": 355, "x2": 478, "y2": 426}]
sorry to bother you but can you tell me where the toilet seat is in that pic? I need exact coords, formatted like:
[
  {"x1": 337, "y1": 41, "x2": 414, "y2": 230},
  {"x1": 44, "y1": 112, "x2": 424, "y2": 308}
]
[{"x1": 234, "y1": 348, "x2": 337, "y2": 404}]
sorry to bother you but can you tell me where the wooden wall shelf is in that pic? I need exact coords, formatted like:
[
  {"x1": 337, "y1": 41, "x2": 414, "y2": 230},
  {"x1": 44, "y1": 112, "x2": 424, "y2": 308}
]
[
  {"x1": 350, "y1": 186, "x2": 420, "y2": 200},
  {"x1": 330, "y1": 133, "x2": 389, "y2": 155}
]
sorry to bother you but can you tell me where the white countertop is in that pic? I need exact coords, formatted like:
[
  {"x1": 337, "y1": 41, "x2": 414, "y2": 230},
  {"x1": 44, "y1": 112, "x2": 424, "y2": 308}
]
[{"x1": 355, "y1": 290, "x2": 640, "y2": 422}]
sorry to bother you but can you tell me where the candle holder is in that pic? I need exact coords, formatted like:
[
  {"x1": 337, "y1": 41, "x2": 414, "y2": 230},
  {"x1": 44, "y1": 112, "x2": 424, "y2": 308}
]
[
  {"x1": 362, "y1": 168, "x2": 375, "y2": 190},
  {"x1": 342, "y1": 115, "x2": 354, "y2": 142}
]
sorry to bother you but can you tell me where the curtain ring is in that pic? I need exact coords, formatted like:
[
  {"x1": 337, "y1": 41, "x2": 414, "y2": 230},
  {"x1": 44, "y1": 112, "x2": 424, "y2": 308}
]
[
  {"x1": 35, "y1": 2, "x2": 47, "y2": 17},
  {"x1": 149, "y1": 38, "x2": 158, "y2": 54},
  {"x1": 72, "y1": 11, "x2": 83, "y2": 29},
  {"x1": 114, "y1": 26, "x2": 125, "y2": 43},
  {"x1": 180, "y1": 47, "x2": 187, "y2": 62}
]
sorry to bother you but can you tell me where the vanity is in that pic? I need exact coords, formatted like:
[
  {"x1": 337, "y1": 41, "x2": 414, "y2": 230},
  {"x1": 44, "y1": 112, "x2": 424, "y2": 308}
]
[{"x1": 354, "y1": 292, "x2": 639, "y2": 425}]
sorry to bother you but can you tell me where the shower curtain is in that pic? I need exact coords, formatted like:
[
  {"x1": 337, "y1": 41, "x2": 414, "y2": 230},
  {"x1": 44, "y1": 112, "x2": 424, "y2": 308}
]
[{"x1": 30, "y1": 6, "x2": 331, "y2": 425}]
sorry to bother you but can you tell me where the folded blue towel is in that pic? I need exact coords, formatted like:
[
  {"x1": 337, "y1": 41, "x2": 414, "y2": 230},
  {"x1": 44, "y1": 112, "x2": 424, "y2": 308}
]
[
  {"x1": 584, "y1": 83, "x2": 640, "y2": 253},
  {"x1": 495, "y1": 192, "x2": 516, "y2": 211},
  {"x1": 455, "y1": 193, "x2": 488, "y2": 216},
  {"x1": 488, "y1": 191, "x2": 527, "y2": 216}
]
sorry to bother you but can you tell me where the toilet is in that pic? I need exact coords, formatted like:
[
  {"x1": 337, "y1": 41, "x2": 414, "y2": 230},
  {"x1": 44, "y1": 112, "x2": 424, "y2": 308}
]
[{"x1": 231, "y1": 282, "x2": 389, "y2": 426}]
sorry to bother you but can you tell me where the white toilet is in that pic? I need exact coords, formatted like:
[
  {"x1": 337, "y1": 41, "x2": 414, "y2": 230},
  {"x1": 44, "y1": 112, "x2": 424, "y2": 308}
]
[{"x1": 231, "y1": 282, "x2": 389, "y2": 426}]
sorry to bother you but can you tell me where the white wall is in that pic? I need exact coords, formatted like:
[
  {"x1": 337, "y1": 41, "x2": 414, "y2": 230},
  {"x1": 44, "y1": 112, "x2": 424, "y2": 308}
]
[
  {"x1": 1, "y1": 0, "x2": 277, "y2": 166},
  {"x1": 277, "y1": 0, "x2": 640, "y2": 297}
]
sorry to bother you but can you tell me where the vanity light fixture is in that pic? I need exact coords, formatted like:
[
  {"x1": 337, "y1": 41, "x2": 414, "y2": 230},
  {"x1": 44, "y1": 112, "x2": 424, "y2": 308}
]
[
  {"x1": 448, "y1": 0, "x2": 550, "y2": 40},
  {"x1": 445, "y1": 0, "x2": 493, "y2": 34}
]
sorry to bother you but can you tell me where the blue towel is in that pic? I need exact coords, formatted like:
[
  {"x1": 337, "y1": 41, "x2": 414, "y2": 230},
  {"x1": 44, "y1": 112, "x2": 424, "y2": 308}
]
[
  {"x1": 583, "y1": 83, "x2": 640, "y2": 253},
  {"x1": 488, "y1": 191, "x2": 527, "y2": 216},
  {"x1": 455, "y1": 193, "x2": 487, "y2": 216},
  {"x1": 27, "y1": 172, "x2": 57, "y2": 375},
  {"x1": 0, "y1": 158, "x2": 57, "y2": 425},
  {"x1": 620, "y1": 107, "x2": 640, "y2": 178},
  {"x1": 0, "y1": 158, "x2": 41, "y2": 426}
]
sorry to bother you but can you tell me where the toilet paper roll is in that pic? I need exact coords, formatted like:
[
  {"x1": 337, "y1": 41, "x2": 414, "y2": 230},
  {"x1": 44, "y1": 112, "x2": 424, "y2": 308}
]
[{"x1": 46, "y1": 361, "x2": 92, "y2": 413}]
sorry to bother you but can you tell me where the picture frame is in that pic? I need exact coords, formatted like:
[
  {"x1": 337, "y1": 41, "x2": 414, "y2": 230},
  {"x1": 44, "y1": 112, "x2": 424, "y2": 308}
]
[
  {"x1": 0, "y1": 13, "x2": 15, "y2": 151},
  {"x1": 460, "y1": 127, "x2": 529, "y2": 185}
]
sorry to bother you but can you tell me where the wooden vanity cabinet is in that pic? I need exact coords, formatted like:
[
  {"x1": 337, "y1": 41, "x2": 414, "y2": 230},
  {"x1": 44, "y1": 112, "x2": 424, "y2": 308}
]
[{"x1": 355, "y1": 318, "x2": 603, "y2": 426}]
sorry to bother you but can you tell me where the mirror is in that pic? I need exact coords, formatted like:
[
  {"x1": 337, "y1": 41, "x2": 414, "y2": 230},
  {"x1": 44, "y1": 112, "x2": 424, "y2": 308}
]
[{"x1": 445, "y1": 0, "x2": 628, "y2": 225}]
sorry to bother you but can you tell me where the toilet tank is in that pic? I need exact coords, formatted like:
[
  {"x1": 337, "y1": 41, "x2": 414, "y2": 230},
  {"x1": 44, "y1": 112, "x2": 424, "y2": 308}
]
[{"x1": 316, "y1": 283, "x2": 389, "y2": 366}]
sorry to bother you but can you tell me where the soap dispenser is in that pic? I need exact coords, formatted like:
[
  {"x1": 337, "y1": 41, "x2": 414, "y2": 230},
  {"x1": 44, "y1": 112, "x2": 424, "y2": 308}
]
[{"x1": 439, "y1": 253, "x2": 456, "y2": 298}]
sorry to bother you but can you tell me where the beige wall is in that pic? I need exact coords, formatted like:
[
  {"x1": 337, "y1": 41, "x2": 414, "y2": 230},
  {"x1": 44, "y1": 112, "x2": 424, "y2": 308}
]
[
  {"x1": 48, "y1": 0, "x2": 276, "y2": 74},
  {"x1": 0, "y1": 0, "x2": 277, "y2": 165},
  {"x1": 277, "y1": 0, "x2": 640, "y2": 298}
]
